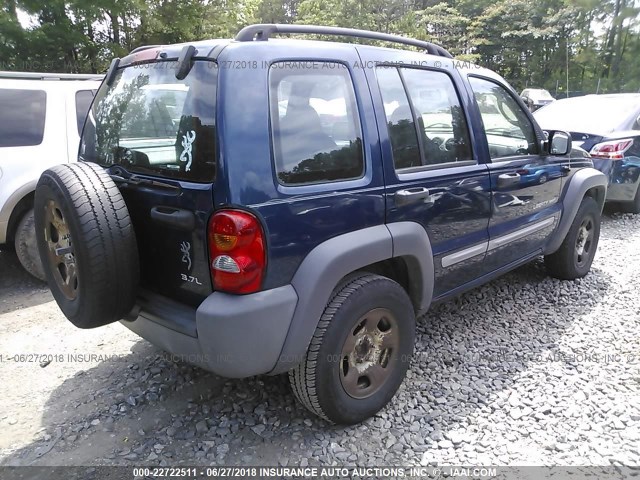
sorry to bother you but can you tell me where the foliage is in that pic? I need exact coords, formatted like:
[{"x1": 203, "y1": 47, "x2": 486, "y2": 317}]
[{"x1": 1, "y1": 0, "x2": 639, "y2": 94}]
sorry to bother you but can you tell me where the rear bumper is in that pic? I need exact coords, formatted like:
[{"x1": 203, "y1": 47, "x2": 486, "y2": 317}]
[{"x1": 121, "y1": 285, "x2": 298, "y2": 378}]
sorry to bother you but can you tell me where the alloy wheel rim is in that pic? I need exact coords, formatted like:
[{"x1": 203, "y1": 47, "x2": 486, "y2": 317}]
[
  {"x1": 339, "y1": 308, "x2": 399, "y2": 399},
  {"x1": 575, "y1": 217, "x2": 594, "y2": 267},
  {"x1": 43, "y1": 200, "x2": 78, "y2": 300}
]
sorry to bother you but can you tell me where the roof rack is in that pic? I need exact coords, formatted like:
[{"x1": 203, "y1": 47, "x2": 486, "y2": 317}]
[
  {"x1": 129, "y1": 45, "x2": 164, "y2": 54},
  {"x1": 0, "y1": 71, "x2": 104, "y2": 81},
  {"x1": 235, "y1": 24, "x2": 453, "y2": 58}
]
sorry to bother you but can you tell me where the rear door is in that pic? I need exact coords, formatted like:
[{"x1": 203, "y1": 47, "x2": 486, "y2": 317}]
[
  {"x1": 466, "y1": 76, "x2": 565, "y2": 272},
  {"x1": 80, "y1": 60, "x2": 218, "y2": 307},
  {"x1": 360, "y1": 49, "x2": 492, "y2": 297}
]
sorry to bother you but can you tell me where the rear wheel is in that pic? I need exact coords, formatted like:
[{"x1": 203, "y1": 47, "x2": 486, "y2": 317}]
[
  {"x1": 34, "y1": 162, "x2": 139, "y2": 328},
  {"x1": 14, "y1": 209, "x2": 45, "y2": 281},
  {"x1": 289, "y1": 274, "x2": 415, "y2": 424},
  {"x1": 545, "y1": 196, "x2": 600, "y2": 280}
]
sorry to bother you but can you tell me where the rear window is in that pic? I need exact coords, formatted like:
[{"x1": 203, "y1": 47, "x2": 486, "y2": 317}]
[
  {"x1": 75, "y1": 90, "x2": 95, "y2": 135},
  {"x1": 80, "y1": 61, "x2": 217, "y2": 182},
  {"x1": 0, "y1": 89, "x2": 46, "y2": 147}
]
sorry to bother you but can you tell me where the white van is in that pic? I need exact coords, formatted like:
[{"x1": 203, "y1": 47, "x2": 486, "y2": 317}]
[{"x1": 0, "y1": 72, "x2": 103, "y2": 279}]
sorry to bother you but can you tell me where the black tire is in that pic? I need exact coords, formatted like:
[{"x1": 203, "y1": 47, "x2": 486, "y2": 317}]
[
  {"x1": 15, "y1": 209, "x2": 46, "y2": 281},
  {"x1": 545, "y1": 196, "x2": 600, "y2": 280},
  {"x1": 538, "y1": 173, "x2": 548, "y2": 185},
  {"x1": 289, "y1": 274, "x2": 415, "y2": 424},
  {"x1": 621, "y1": 185, "x2": 640, "y2": 214},
  {"x1": 34, "y1": 162, "x2": 139, "y2": 328}
]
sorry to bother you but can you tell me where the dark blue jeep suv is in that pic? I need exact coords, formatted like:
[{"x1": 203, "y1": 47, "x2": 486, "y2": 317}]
[{"x1": 34, "y1": 24, "x2": 608, "y2": 424}]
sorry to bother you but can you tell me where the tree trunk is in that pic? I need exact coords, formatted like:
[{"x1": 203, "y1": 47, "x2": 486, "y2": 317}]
[
  {"x1": 109, "y1": 11, "x2": 121, "y2": 45},
  {"x1": 602, "y1": 0, "x2": 623, "y2": 78}
]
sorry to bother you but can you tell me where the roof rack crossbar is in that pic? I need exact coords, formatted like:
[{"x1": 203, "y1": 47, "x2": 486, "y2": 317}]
[
  {"x1": 235, "y1": 24, "x2": 453, "y2": 58},
  {"x1": 0, "y1": 71, "x2": 104, "y2": 81}
]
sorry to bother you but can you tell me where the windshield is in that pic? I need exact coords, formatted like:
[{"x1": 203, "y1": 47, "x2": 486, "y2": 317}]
[
  {"x1": 80, "y1": 60, "x2": 217, "y2": 182},
  {"x1": 534, "y1": 95, "x2": 639, "y2": 134}
]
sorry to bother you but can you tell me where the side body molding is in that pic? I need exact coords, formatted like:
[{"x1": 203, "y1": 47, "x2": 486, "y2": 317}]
[
  {"x1": 270, "y1": 222, "x2": 435, "y2": 374},
  {"x1": 544, "y1": 168, "x2": 607, "y2": 255}
]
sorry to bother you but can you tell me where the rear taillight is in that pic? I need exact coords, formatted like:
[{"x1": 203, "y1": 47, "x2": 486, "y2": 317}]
[
  {"x1": 516, "y1": 169, "x2": 530, "y2": 175},
  {"x1": 590, "y1": 138, "x2": 634, "y2": 160},
  {"x1": 208, "y1": 210, "x2": 266, "y2": 294}
]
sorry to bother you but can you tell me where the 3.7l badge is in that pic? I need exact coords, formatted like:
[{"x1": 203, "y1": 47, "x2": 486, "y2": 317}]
[{"x1": 179, "y1": 241, "x2": 202, "y2": 284}]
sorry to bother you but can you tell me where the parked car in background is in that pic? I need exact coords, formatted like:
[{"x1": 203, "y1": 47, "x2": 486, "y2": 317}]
[
  {"x1": 520, "y1": 88, "x2": 555, "y2": 112},
  {"x1": 517, "y1": 162, "x2": 566, "y2": 186},
  {"x1": 534, "y1": 93, "x2": 640, "y2": 213},
  {"x1": 0, "y1": 72, "x2": 102, "y2": 279}
]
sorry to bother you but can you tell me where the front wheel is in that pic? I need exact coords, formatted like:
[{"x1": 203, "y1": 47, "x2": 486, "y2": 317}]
[
  {"x1": 289, "y1": 274, "x2": 415, "y2": 424},
  {"x1": 545, "y1": 196, "x2": 601, "y2": 280}
]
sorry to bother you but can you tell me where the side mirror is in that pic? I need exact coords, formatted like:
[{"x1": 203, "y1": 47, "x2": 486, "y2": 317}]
[{"x1": 549, "y1": 130, "x2": 572, "y2": 155}]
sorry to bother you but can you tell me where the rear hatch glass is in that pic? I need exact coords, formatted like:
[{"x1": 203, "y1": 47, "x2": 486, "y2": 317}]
[{"x1": 80, "y1": 60, "x2": 218, "y2": 306}]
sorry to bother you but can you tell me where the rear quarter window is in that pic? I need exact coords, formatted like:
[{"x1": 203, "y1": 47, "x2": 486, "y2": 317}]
[
  {"x1": 0, "y1": 89, "x2": 47, "y2": 147},
  {"x1": 269, "y1": 62, "x2": 364, "y2": 186}
]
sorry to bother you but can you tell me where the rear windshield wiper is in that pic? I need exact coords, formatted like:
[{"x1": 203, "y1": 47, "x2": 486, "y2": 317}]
[{"x1": 109, "y1": 171, "x2": 181, "y2": 193}]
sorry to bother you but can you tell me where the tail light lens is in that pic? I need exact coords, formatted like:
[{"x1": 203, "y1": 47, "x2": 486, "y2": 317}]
[
  {"x1": 590, "y1": 138, "x2": 634, "y2": 160},
  {"x1": 516, "y1": 169, "x2": 530, "y2": 175},
  {"x1": 208, "y1": 210, "x2": 266, "y2": 294}
]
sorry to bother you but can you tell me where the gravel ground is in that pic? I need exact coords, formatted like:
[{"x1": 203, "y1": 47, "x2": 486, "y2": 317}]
[{"x1": 0, "y1": 210, "x2": 639, "y2": 469}]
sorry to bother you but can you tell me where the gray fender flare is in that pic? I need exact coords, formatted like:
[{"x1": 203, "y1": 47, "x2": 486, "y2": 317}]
[
  {"x1": 544, "y1": 168, "x2": 607, "y2": 255},
  {"x1": 269, "y1": 222, "x2": 435, "y2": 374}
]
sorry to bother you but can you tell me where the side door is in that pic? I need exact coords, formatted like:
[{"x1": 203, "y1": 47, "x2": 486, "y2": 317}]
[
  {"x1": 360, "y1": 50, "x2": 492, "y2": 298},
  {"x1": 466, "y1": 75, "x2": 566, "y2": 272}
]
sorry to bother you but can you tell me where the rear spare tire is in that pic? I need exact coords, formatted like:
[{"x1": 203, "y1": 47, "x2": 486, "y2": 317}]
[{"x1": 34, "y1": 162, "x2": 139, "y2": 328}]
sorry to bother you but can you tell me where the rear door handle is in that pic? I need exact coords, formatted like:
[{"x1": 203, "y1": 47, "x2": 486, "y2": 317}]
[
  {"x1": 497, "y1": 173, "x2": 521, "y2": 189},
  {"x1": 395, "y1": 187, "x2": 432, "y2": 206},
  {"x1": 150, "y1": 206, "x2": 195, "y2": 231}
]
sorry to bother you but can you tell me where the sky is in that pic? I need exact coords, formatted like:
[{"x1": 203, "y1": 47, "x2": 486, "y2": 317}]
[{"x1": 17, "y1": 8, "x2": 36, "y2": 28}]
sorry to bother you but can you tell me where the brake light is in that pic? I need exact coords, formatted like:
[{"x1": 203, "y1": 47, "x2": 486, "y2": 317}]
[
  {"x1": 590, "y1": 139, "x2": 634, "y2": 160},
  {"x1": 208, "y1": 210, "x2": 266, "y2": 294},
  {"x1": 516, "y1": 169, "x2": 530, "y2": 175}
]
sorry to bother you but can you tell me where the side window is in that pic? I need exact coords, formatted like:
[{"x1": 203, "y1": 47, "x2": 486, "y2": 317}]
[
  {"x1": 0, "y1": 89, "x2": 46, "y2": 147},
  {"x1": 75, "y1": 90, "x2": 95, "y2": 135},
  {"x1": 401, "y1": 68, "x2": 473, "y2": 166},
  {"x1": 269, "y1": 62, "x2": 364, "y2": 186},
  {"x1": 376, "y1": 67, "x2": 421, "y2": 169},
  {"x1": 468, "y1": 77, "x2": 539, "y2": 160}
]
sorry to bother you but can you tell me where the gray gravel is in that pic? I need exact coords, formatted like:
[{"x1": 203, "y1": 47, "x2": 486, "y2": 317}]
[{"x1": 0, "y1": 210, "x2": 639, "y2": 467}]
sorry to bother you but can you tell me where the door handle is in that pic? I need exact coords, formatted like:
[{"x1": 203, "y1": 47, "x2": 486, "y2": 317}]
[
  {"x1": 497, "y1": 173, "x2": 521, "y2": 189},
  {"x1": 150, "y1": 206, "x2": 195, "y2": 231},
  {"x1": 395, "y1": 187, "x2": 432, "y2": 206}
]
